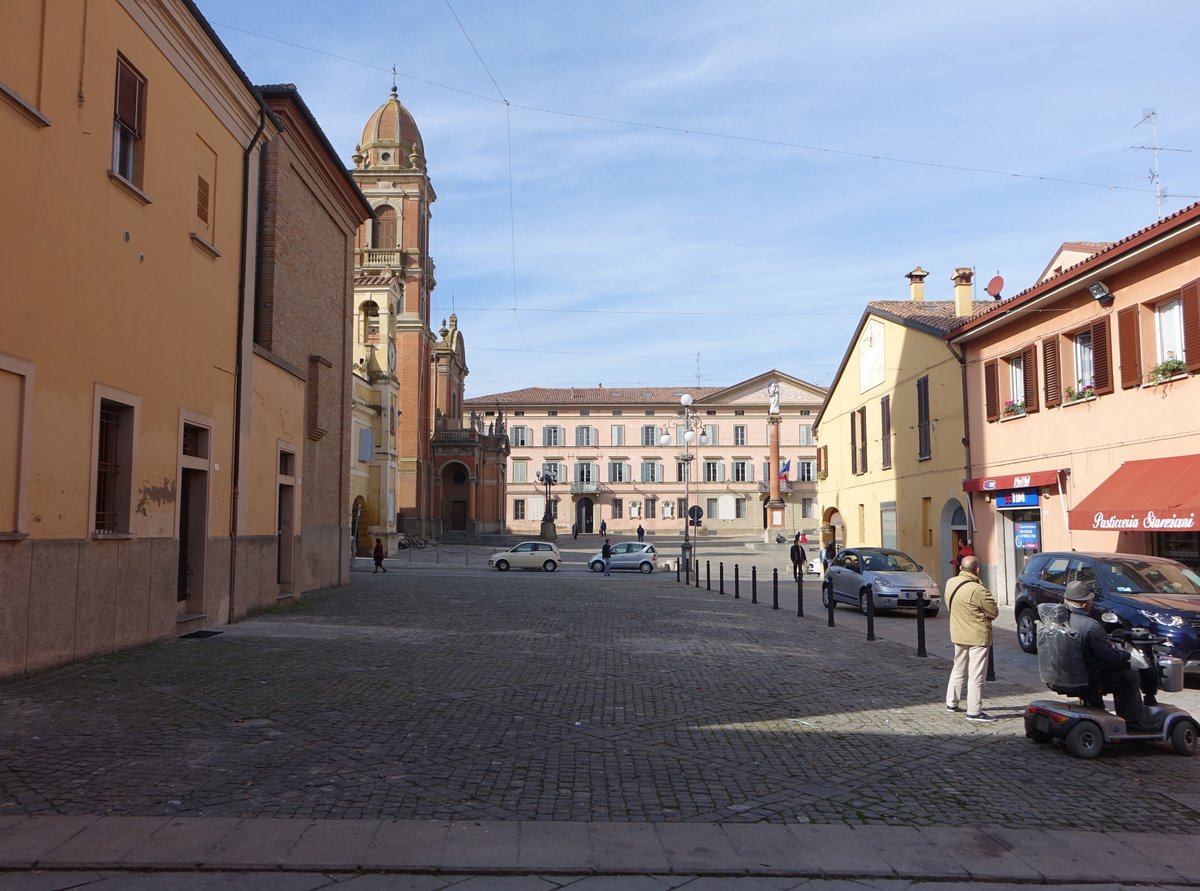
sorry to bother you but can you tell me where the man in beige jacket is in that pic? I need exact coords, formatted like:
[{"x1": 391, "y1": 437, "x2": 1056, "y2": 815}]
[{"x1": 944, "y1": 555, "x2": 999, "y2": 723}]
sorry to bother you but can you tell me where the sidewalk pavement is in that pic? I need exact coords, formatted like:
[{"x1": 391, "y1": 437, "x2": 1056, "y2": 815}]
[{"x1": 2, "y1": 564, "x2": 1200, "y2": 889}]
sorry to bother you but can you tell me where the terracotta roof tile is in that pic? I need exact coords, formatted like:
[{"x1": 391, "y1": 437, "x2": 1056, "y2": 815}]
[
  {"x1": 868, "y1": 300, "x2": 994, "y2": 333},
  {"x1": 354, "y1": 273, "x2": 394, "y2": 287}
]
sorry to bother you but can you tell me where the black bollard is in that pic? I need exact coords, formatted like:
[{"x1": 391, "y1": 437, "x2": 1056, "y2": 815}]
[
  {"x1": 706, "y1": 560, "x2": 711, "y2": 591},
  {"x1": 695, "y1": 559, "x2": 700, "y2": 588},
  {"x1": 826, "y1": 580, "x2": 835, "y2": 627},
  {"x1": 751, "y1": 566, "x2": 757, "y2": 603},
  {"x1": 865, "y1": 587, "x2": 876, "y2": 641},
  {"x1": 734, "y1": 564, "x2": 739, "y2": 599},
  {"x1": 797, "y1": 573, "x2": 804, "y2": 617},
  {"x1": 719, "y1": 562, "x2": 725, "y2": 596},
  {"x1": 772, "y1": 568, "x2": 779, "y2": 610},
  {"x1": 987, "y1": 645, "x2": 996, "y2": 681},
  {"x1": 675, "y1": 559, "x2": 680, "y2": 583},
  {"x1": 916, "y1": 596, "x2": 927, "y2": 657}
]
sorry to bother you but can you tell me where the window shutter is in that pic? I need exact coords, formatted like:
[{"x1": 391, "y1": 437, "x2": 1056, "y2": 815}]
[
  {"x1": 358, "y1": 428, "x2": 373, "y2": 461},
  {"x1": 984, "y1": 360, "x2": 999, "y2": 421},
  {"x1": 857, "y1": 407, "x2": 867, "y2": 473},
  {"x1": 747, "y1": 462, "x2": 754, "y2": 481},
  {"x1": 1183, "y1": 279, "x2": 1200, "y2": 374},
  {"x1": 816, "y1": 446, "x2": 824, "y2": 474},
  {"x1": 1090, "y1": 316, "x2": 1113, "y2": 394},
  {"x1": 1117, "y1": 305, "x2": 1142, "y2": 389},
  {"x1": 196, "y1": 175, "x2": 210, "y2": 223},
  {"x1": 1042, "y1": 336, "x2": 1062, "y2": 407},
  {"x1": 1022, "y1": 345, "x2": 1039, "y2": 413},
  {"x1": 880, "y1": 395, "x2": 892, "y2": 469},
  {"x1": 718, "y1": 462, "x2": 725, "y2": 482},
  {"x1": 916, "y1": 377, "x2": 931, "y2": 459},
  {"x1": 115, "y1": 58, "x2": 144, "y2": 135},
  {"x1": 850, "y1": 413, "x2": 858, "y2": 474}
]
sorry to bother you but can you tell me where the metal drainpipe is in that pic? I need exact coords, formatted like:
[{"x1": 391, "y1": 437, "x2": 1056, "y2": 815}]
[
  {"x1": 947, "y1": 340, "x2": 977, "y2": 551},
  {"x1": 228, "y1": 107, "x2": 269, "y2": 624}
]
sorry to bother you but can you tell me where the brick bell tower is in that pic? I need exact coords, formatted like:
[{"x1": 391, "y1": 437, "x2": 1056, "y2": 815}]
[{"x1": 351, "y1": 86, "x2": 439, "y2": 536}]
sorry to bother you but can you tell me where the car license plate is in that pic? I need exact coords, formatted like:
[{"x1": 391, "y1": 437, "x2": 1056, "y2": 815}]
[
  {"x1": 1034, "y1": 715, "x2": 1050, "y2": 733},
  {"x1": 899, "y1": 593, "x2": 915, "y2": 601}
]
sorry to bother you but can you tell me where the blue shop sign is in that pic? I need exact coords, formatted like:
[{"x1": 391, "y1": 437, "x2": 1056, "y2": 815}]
[
  {"x1": 1014, "y1": 522, "x2": 1041, "y2": 550},
  {"x1": 994, "y1": 488, "x2": 1040, "y2": 509}
]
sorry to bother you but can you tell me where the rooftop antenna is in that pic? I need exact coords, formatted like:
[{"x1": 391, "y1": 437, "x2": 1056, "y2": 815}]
[
  {"x1": 695, "y1": 352, "x2": 701, "y2": 389},
  {"x1": 1132, "y1": 109, "x2": 1190, "y2": 220}
]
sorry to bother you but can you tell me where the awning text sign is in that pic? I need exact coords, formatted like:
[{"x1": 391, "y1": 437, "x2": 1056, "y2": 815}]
[
  {"x1": 1067, "y1": 455, "x2": 1200, "y2": 532},
  {"x1": 1085, "y1": 511, "x2": 1196, "y2": 532},
  {"x1": 963, "y1": 469, "x2": 1062, "y2": 493}
]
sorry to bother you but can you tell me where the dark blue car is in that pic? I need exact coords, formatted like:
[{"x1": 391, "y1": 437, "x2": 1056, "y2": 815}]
[{"x1": 1014, "y1": 551, "x2": 1200, "y2": 673}]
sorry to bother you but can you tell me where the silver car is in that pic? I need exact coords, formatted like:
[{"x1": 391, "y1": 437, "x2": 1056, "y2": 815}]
[
  {"x1": 821, "y1": 547, "x2": 941, "y2": 616},
  {"x1": 588, "y1": 542, "x2": 657, "y2": 574}
]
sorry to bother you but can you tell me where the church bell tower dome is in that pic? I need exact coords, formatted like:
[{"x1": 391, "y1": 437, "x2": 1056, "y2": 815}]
[{"x1": 355, "y1": 86, "x2": 425, "y2": 171}]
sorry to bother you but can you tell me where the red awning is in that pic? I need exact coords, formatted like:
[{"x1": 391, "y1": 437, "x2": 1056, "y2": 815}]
[
  {"x1": 1069, "y1": 455, "x2": 1200, "y2": 532},
  {"x1": 963, "y1": 469, "x2": 1064, "y2": 493}
]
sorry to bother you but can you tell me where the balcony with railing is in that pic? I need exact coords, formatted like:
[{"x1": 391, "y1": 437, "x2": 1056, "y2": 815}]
[
  {"x1": 570, "y1": 480, "x2": 602, "y2": 494},
  {"x1": 757, "y1": 479, "x2": 795, "y2": 493}
]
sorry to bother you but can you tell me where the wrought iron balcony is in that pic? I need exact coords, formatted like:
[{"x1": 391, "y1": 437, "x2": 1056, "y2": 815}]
[{"x1": 570, "y1": 481, "x2": 600, "y2": 494}]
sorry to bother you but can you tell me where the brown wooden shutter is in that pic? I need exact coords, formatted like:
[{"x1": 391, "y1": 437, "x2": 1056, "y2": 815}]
[
  {"x1": 196, "y1": 175, "x2": 210, "y2": 223},
  {"x1": 850, "y1": 413, "x2": 858, "y2": 475},
  {"x1": 115, "y1": 58, "x2": 143, "y2": 136},
  {"x1": 1183, "y1": 279, "x2": 1200, "y2": 374},
  {"x1": 1042, "y1": 336, "x2": 1061, "y2": 407},
  {"x1": 1117, "y1": 305, "x2": 1142, "y2": 389},
  {"x1": 858, "y1": 407, "x2": 867, "y2": 473},
  {"x1": 880, "y1": 395, "x2": 892, "y2": 469},
  {"x1": 372, "y1": 205, "x2": 397, "y2": 249},
  {"x1": 1090, "y1": 316, "x2": 1113, "y2": 394},
  {"x1": 1022, "y1": 345, "x2": 1039, "y2": 414},
  {"x1": 916, "y1": 376, "x2": 931, "y2": 459},
  {"x1": 984, "y1": 359, "x2": 999, "y2": 422},
  {"x1": 816, "y1": 445, "x2": 824, "y2": 474}
]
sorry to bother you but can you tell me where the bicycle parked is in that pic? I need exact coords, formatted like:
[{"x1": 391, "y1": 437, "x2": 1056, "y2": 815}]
[{"x1": 396, "y1": 532, "x2": 427, "y2": 550}]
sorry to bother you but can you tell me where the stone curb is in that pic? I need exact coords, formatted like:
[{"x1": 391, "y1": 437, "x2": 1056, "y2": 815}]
[{"x1": 2, "y1": 816, "x2": 1200, "y2": 884}]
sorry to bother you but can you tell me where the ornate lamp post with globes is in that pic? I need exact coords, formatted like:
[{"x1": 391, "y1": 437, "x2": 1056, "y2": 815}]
[
  {"x1": 661, "y1": 393, "x2": 708, "y2": 584},
  {"x1": 536, "y1": 466, "x2": 559, "y2": 541}
]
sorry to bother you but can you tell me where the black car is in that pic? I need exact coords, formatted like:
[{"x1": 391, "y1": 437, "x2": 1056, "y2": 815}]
[{"x1": 1013, "y1": 551, "x2": 1200, "y2": 672}]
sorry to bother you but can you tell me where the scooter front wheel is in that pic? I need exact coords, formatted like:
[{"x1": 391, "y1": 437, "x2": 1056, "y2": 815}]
[
  {"x1": 1170, "y1": 719, "x2": 1198, "y2": 756},
  {"x1": 1065, "y1": 721, "x2": 1104, "y2": 759}
]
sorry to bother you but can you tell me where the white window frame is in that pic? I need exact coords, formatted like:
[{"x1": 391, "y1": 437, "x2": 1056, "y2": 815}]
[
  {"x1": 611, "y1": 424, "x2": 625, "y2": 447},
  {"x1": 511, "y1": 461, "x2": 528, "y2": 483},
  {"x1": 640, "y1": 461, "x2": 661, "y2": 483},
  {"x1": 733, "y1": 425, "x2": 747, "y2": 446},
  {"x1": 1156, "y1": 297, "x2": 1185, "y2": 363},
  {"x1": 575, "y1": 425, "x2": 596, "y2": 447},
  {"x1": 1009, "y1": 354, "x2": 1025, "y2": 406},
  {"x1": 1073, "y1": 330, "x2": 1094, "y2": 390},
  {"x1": 543, "y1": 425, "x2": 563, "y2": 447},
  {"x1": 510, "y1": 425, "x2": 529, "y2": 447}
]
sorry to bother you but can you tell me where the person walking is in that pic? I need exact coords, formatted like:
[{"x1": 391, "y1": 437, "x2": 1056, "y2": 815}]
[
  {"x1": 822, "y1": 540, "x2": 836, "y2": 573},
  {"x1": 636, "y1": 524, "x2": 645, "y2": 543},
  {"x1": 572, "y1": 522, "x2": 579, "y2": 540},
  {"x1": 598, "y1": 519, "x2": 607, "y2": 536},
  {"x1": 601, "y1": 538, "x2": 613, "y2": 576},
  {"x1": 945, "y1": 555, "x2": 998, "y2": 722},
  {"x1": 372, "y1": 538, "x2": 387, "y2": 574},
  {"x1": 790, "y1": 534, "x2": 807, "y2": 581}
]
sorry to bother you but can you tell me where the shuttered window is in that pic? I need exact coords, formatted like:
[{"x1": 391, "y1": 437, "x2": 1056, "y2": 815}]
[
  {"x1": 856, "y1": 407, "x2": 867, "y2": 474},
  {"x1": 849, "y1": 413, "x2": 858, "y2": 475},
  {"x1": 196, "y1": 175, "x2": 210, "y2": 223},
  {"x1": 880, "y1": 395, "x2": 892, "y2": 470},
  {"x1": 1042, "y1": 336, "x2": 1061, "y2": 407},
  {"x1": 984, "y1": 359, "x2": 999, "y2": 421},
  {"x1": 1022, "y1": 345, "x2": 1039, "y2": 414},
  {"x1": 1090, "y1": 316, "x2": 1113, "y2": 394},
  {"x1": 372, "y1": 205, "x2": 397, "y2": 248},
  {"x1": 916, "y1": 376, "x2": 931, "y2": 459},
  {"x1": 1117, "y1": 306, "x2": 1142, "y2": 389},
  {"x1": 1184, "y1": 279, "x2": 1200, "y2": 374},
  {"x1": 112, "y1": 56, "x2": 146, "y2": 185}
]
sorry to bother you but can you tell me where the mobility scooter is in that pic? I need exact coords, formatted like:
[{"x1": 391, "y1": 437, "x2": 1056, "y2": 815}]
[{"x1": 1025, "y1": 602, "x2": 1198, "y2": 759}]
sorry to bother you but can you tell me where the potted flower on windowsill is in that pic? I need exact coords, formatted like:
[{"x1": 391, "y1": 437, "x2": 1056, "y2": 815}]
[
  {"x1": 816, "y1": 469, "x2": 828, "y2": 481},
  {"x1": 1149, "y1": 357, "x2": 1187, "y2": 383},
  {"x1": 1002, "y1": 399, "x2": 1025, "y2": 416},
  {"x1": 1064, "y1": 383, "x2": 1096, "y2": 403}
]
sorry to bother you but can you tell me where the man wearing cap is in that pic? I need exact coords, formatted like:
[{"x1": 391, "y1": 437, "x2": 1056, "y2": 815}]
[
  {"x1": 1063, "y1": 580, "x2": 1150, "y2": 730},
  {"x1": 945, "y1": 555, "x2": 999, "y2": 722}
]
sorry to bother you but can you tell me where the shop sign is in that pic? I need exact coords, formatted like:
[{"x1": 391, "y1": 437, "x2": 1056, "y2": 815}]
[
  {"x1": 1088, "y1": 511, "x2": 1196, "y2": 531},
  {"x1": 1014, "y1": 522, "x2": 1040, "y2": 550},
  {"x1": 994, "y1": 489, "x2": 1039, "y2": 509}
]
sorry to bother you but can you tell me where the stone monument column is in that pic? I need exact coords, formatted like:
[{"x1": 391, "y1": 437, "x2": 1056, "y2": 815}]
[{"x1": 765, "y1": 382, "x2": 785, "y2": 537}]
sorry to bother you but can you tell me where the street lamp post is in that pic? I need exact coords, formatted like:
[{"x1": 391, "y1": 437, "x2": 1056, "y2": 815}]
[
  {"x1": 661, "y1": 394, "x2": 708, "y2": 584},
  {"x1": 536, "y1": 467, "x2": 559, "y2": 541}
]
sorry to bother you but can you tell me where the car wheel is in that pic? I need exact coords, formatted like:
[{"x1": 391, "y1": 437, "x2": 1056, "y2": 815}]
[
  {"x1": 1016, "y1": 607, "x2": 1038, "y2": 654},
  {"x1": 543, "y1": 560, "x2": 557, "y2": 572},
  {"x1": 638, "y1": 561, "x2": 653, "y2": 574},
  {"x1": 859, "y1": 589, "x2": 871, "y2": 616},
  {"x1": 495, "y1": 559, "x2": 509, "y2": 571},
  {"x1": 1065, "y1": 721, "x2": 1104, "y2": 759},
  {"x1": 590, "y1": 561, "x2": 604, "y2": 573},
  {"x1": 821, "y1": 583, "x2": 835, "y2": 609},
  {"x1": 1170, "y1": 719, "x2": 1198, "y2": 756}
]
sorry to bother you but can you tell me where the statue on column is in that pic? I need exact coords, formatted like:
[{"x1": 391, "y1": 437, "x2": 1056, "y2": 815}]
[{"x1": 767, "y1": 381, "x2": 781, "y2": 415}]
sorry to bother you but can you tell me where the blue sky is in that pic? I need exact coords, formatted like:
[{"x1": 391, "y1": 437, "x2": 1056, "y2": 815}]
[{"x1": 197, "y1": 1, "x2": 1200, "y2": 397}]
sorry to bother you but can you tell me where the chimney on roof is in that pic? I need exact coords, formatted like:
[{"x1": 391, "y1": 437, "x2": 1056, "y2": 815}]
[
  {"x1": 906, "y1": 266, "x2": 929, "y2": 302},
  {"x1": 952, "y1": 267, "x2": 974, "y2": 318}
]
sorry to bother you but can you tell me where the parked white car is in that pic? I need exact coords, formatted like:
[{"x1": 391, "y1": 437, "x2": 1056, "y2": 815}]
[
  {"x1": 821, "y1": 547, "x2": 941, "y2": 616},
  {"x1": 488, "y1": 541, "x2": 561, "y2": 572}
]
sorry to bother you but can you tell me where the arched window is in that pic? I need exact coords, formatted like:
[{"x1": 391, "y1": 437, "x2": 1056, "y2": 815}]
[
  {"x1": 372, "y1": 205, "x2": 397, "y2": 249},
  {"x1": 360, "y1": 301, "x2": 380, "y2": 343}
]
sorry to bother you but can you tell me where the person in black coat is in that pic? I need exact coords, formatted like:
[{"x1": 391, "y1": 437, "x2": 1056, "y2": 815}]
[
  {"x1": 789, "y1": 535, "x2": 807, "y2": 580},
  {"x1": 1064, "y1": 581, "x2": 1149, "y2": 729}
]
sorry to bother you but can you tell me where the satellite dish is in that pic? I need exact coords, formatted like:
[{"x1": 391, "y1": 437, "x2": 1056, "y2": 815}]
[{"x1": 985, "y1": 275, "x2": 1004, "y2": 299}]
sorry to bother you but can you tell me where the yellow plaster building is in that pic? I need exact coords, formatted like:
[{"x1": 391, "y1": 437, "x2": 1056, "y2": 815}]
[{"x1": 814, "y1": 269, "x2": 989, "y2": 592}]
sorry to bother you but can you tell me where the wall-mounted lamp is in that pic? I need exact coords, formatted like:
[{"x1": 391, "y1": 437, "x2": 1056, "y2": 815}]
[{"x1": 1087, "y1": 281, "x2": 1114, "y2": 303}]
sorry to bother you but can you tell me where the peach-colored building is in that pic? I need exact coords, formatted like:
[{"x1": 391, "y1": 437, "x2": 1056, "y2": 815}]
[
  {"x1": 466, "y1": 371, "x2": 827, "y2": 540},
  {"x1": 949, "y1": 202, "x2": 1200, "y2": 598},
  {"x1": 0, "y1": 0, "x2": 367, "y2": 678}
]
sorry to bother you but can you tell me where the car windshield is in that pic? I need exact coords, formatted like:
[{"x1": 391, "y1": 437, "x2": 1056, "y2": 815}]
[
  {"x1": 1099, "y1": 559, "x2": 1200, "y2": 596},
  {"x1": 863, "y1": 551, "x2": 920, "y2": 572}
]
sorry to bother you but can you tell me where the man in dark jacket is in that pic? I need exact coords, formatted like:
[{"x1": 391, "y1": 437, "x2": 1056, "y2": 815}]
[
  {"x1": 1064, "y1": 581, "x2": 1149, "y2": 729},
  {"x1": 790, "y1": 535, "x2": 807, "y2": 581}
]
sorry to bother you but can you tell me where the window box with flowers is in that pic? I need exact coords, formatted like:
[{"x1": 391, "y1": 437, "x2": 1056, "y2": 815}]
[
  {"x1": 816, "y1": 469, "x2": 828, "y2": 481},
  {"x1": 1002, "y1": 399, "x2": 1026, "y2": 417},
  {"x1": 1149, "y1": 358, "x2": 1187, "y2": 384},
  {"x1": 1064, "y1": 383, "x2": 1096, "y2": 404}
]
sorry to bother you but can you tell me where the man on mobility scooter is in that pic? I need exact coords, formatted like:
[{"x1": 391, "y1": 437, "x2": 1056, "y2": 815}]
[{"x1": 1026, "y1": 581, "x2": 1198, "y2": 758}]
